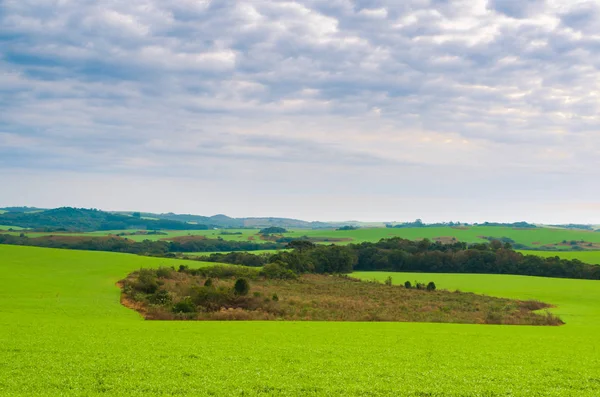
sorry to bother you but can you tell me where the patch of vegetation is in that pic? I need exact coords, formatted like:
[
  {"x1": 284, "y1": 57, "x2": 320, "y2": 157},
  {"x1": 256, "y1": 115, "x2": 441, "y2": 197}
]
[
  {"x1": 337, "y1": 225, "x2": 359, "y2": 231},
  {"x1": 386, "y1": 219, "x2": 466, "y2": 228},
  {"x1": 120, "y1": 265, "x2": 562, "y2": 325},
  {"x1": 259, "y1": 227, "x2": 288, "y2": 235}
]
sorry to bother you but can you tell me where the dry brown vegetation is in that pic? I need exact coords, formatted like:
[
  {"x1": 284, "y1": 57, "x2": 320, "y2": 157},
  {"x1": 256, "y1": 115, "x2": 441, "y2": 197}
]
[
  {"x1": 542, "y1": 240, "x2": 600, "y2": 250},
  {"x1": 119, "y1": 267, "x2": 563, "y2": 325},
  {"x1": 258, "y1": 234, "x2": 352, "y2": 243},
  {"x1": 160, "y1": 235, "x2": 207, "y2": 243}
]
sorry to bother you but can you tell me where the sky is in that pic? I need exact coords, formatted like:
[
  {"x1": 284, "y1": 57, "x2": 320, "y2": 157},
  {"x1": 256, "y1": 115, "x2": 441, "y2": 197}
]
[{"x1": 1, "y1": 0, "x2": 600, "y2": 223}]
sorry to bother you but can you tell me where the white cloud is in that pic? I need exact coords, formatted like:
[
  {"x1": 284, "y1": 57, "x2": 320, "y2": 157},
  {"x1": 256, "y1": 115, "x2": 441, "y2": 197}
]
[{"x1": 1, "y1": 0, "x2": 600, "y2": 221}]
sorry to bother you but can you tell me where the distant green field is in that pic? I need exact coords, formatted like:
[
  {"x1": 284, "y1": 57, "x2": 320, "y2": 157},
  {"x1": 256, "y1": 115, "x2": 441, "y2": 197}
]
[
  {"x1": 519, "y1": 250, "x2": 600, "y2": 265},
  {"x1": 2, "y1": 245, "x2": 600, "y2": 395},
  {"x1": 0, "y1": 224, "x2": 24, "y2": 230},
  {"x1": 6, "y1": 226, "x2": 600, "y2": 249}
]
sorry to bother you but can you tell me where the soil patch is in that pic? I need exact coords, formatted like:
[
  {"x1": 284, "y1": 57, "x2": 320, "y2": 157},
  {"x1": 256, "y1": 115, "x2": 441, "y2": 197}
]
[{"x1": 433, "y1": 236, "x2": 458, "y2": 244}]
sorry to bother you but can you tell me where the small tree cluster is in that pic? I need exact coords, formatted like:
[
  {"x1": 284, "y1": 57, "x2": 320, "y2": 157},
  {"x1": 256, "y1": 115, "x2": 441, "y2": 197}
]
[{"x1": 404, "y1": 280, "x2": 436, "y2": 291}]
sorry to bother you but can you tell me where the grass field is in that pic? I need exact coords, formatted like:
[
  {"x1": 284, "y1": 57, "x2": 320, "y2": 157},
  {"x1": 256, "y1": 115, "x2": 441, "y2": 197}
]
[
  {"x1": 1, "y1": 245, "x2": 600, "y2": 395},
  {"x1": 517, "y1": 250, "x2": 600, "y2": 265},
  {"x1": 0, "y1": 224, "x2": 24, "y2": 230},
  {"x1": 6, "y1": 225, "x2": 600, "y2": 249}
]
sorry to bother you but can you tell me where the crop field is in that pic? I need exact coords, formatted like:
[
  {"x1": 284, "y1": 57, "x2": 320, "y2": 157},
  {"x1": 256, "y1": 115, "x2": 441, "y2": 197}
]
[{"x1": 1, "y1": 245, "x2": 600, "y2": 395}]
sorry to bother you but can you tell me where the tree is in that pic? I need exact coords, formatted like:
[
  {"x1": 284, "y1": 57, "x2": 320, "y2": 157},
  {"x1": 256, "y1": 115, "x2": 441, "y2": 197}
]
[
  {"x1": 287, "y1": 240, "x2": 316, "y2": 251},
  {"x1": 233, "y1": 278, "x2": 250, "y2": 296},
  {"x1": 259, "y1": 227, "x2": 287, "y2": 235},
  {"x1": 490, "y1": 239, "x2": 503, "y2": 250}
]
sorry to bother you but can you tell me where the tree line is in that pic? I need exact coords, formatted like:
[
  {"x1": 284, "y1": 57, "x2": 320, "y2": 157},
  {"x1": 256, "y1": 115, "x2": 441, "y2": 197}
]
[
  {"x1": 0, "y1": 234, "x2": 284, "y2": 254},
  {"x1": 200, "y1": 238, "x2": 600, "y2": 281},
  {"x1": 2, "y1": 232, "x2": 599, "y2": 281}
]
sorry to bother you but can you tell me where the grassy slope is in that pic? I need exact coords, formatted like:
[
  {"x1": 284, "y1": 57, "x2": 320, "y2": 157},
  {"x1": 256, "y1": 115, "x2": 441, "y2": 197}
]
[{"x1": 1, "y1": 246, "x2": 600, "y2": 396}]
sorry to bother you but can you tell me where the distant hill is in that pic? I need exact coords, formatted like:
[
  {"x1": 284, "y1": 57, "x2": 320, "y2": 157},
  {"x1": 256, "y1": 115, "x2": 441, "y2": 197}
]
[
  {"x1": 115, "y1": 212, "x2": 350, "y2": 229},
  {"x1": 0, "y1": 208, "x2": 213, "y2": 232}
]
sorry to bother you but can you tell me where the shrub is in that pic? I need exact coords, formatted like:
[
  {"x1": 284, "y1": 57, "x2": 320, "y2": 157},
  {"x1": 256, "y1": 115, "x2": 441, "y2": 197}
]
[
  {"x1": 415, "y1": 282, "x2": 426, "y2": 290},
  {"x1": 384, "y1": 276, "x2": 392, "y2": 286},
  {"x1": 156, "y1": 267, "x2": 173, "y2": 278},
  {"x1": 260, "y1": 262, "x2": 298, "y2": 279},
  {"x1": 192, "y1": 286, "x2": 232, "y2": 312},
  {"x1": 404, "y1": 281, "x2": 412, "y2": 289},
  {"x1": 233, "y1": 278, "x2": 250, "y2": 296},
  {"x1": 136, "y1": 269, "x2": 159, "y2": 294},
  {"x1": 149, "y1": 289, "x2": 171, "y2": 305},
  {"x1": 272, "y1": 293, "x2": 279, "y2": 301},
  {"x1": 178, "y1": 264, "x2": 188, "y2": 272},
  {"x1": 426, "y1": 282, "x2": 436, "y2": 291},
  {"x1": 199, "y1": 265, "x2": 260, "y2": 280},
  {"x1": 172, "y1": 297, "x2": 195, "y2": 313},
  {"x1": 204, "y1": 278, "x2": 213, "y2": 287}
]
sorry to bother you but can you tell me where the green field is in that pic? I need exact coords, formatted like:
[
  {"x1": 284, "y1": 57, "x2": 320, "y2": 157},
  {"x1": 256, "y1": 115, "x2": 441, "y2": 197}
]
[
  {"x1": 517, "y1": 250, "x2": 600, "y2": 265},
  {"x1": 0, "y1": 224, "x2": 24, "y2": 230},
  {"x1": 1, "y1": 245, "x2": 600, "y2": 395},
  {"x1": 6, "y1": 225, "x2": 600, "y2": 249}
]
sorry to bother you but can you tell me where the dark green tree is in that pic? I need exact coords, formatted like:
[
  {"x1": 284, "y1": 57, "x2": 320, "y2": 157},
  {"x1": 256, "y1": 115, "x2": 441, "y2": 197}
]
[{"x1": 233, "y1": 278, "x2": 250, "y2": 296}]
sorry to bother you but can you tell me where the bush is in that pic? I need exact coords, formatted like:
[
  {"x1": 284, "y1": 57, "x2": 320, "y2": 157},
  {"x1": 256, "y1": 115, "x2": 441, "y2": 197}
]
[
  {"x1": 384, "y1": 276, "x2": 392, "y2": 286},
  {"x1": 204, "y1": 278, "x2": 213, "y2": 287},
  {"x1": 136, "y1": 269, "x2": 159, "y2": 294},
  {"x1": 234, "y1": 278, "x2": 250, "y2": 296},
  {"x1": 426, "y1": 282, "x2": 436, "y2": 291},
  {"x1": 192, "y1": 286, "x2": 232, "y2": 311},
  {"x1": 260, "y1": 262, "x2": 298, "y2": 279},
  {"x1": 198, "y1": 265, "x2": 260, "y2": 280},
  {"x1": 156, "y1": 267, "x2": 173, "y2": 278},
  {"x1": 173, "y1": 297, "x2": 195, "y2": 313},
  {"x1": 272, "y1": 293, "x2": 279, "y2": 301},
  {"x1": 404, "y1": 281, "x2": 412, "y2": 289},
  {"x1": 415, "y1": 282, "x2": 426, "y2": 290},
  {"x1": 149, "y1": 289, "x2": 171, "y2": 305}
]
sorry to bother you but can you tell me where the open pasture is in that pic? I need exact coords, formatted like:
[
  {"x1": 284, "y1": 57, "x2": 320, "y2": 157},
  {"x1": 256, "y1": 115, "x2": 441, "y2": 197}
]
[
  {"x1": 5, "y1": 225, "x2": 600, "y2": 250},
  {"x1": 519, "y1": 250, "x2": 600, "y2": 265},
  {"x1": 1, "y1": 245, "x2": 600, "y2": 395},
  {"x1": 0, "y1": 224, "x2": 25, "y2": 231}
]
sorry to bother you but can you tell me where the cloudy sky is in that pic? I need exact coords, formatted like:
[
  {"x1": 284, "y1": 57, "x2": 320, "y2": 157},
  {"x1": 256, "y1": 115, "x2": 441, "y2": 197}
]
[{"x1": 1, "y1": 0, "x2": 599, "y2": 223}]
